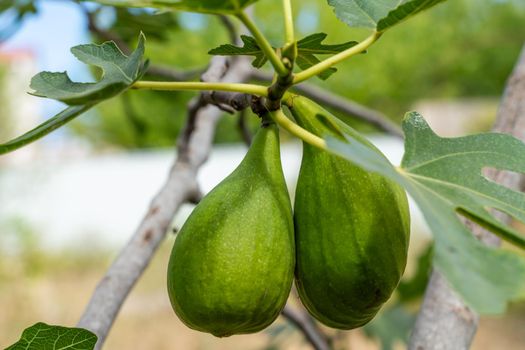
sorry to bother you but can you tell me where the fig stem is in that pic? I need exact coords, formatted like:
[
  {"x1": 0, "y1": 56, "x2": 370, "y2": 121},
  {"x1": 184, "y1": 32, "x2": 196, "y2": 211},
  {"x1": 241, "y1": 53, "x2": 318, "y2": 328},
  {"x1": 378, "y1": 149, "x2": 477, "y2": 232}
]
[
  {"x1": 269, "y1": 109, "x2": 327, "y2": 150},
  {"x1": 132, "y1": 81, "x2": 268, "y2": 96}
]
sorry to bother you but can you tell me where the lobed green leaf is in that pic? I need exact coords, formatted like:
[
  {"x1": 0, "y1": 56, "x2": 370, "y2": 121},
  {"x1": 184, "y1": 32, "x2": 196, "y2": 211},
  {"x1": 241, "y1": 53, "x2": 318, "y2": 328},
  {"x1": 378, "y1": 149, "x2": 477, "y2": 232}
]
[
  {"x1": 327, "y1": 0, "x2": 399, "y2": 29},
  {"x1": 208, "y1": 35, "x2": 268, "y2": 68},
  {"x1": 30, "y1": 33, "x2": 147, "y2": 105},
  {"x1": 6, "y1": 323, "x2": 97, "y2": 350},
  {"x1": 0, "y1": 105, "x2": 93, "y2": 155},
  {"x1": 295, "y1": 33, "x2": 358, "y2": 80},
  {"x1": 209, "y1": 33, "x2": 357, "y2": 80},
  {"x1": 377, "y1": 0, "x2": 447, "y2": 32},
  {"x1": 328, "y1": 0, "x2": 448, "y2": 31}
]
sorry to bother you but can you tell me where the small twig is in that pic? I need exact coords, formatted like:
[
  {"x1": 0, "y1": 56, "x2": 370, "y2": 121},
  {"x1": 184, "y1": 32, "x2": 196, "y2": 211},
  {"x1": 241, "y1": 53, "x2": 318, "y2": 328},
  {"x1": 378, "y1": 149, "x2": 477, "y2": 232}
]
[
  {"x1": 201, "y1": 91, "x2": 253, "y2": 113},
  {"x1": 281, "y1": 304, "x2": 331, "y2": 350},
  {"x1": 250, "y1": 70, "x2": 403, "y2": 138},
  {"x1": 146, "y1": 65, "x2": 203, "y2": 82},
  {"x1": 77, "y1": 56, "x2": 253, "y2": 349},
  {"x1": 409, "y1": 43, "x2": 525, "y2": 350}
]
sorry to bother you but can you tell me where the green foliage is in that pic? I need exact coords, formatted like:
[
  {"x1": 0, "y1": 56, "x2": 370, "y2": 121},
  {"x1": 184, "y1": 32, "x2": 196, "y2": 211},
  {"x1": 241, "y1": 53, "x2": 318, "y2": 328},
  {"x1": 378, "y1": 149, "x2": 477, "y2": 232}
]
[
  {"x1": 71, "y1": 90, "x2": 193, "y2": 148},
  {"x1": 94, "y1": 0, "x2": 260, "y2": 14},
  {"x1": 327, "y1": 112, "x2": 525, "y2": 314},
  {"x1": 6, "y1": 323, "x2": 97, "y2": 350},
  {"x1": 314, "y1": 0, "x2": 525, "y2": 121},
  {"x1": 108, "y1": 8, "x2": 179, "y2": 42}
]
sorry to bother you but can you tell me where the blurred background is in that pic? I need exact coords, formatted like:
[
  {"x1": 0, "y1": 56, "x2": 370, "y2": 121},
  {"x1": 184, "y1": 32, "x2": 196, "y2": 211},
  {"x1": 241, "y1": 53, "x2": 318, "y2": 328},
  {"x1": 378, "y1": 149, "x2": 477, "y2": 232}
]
[{"x1": 1, "y1": 0, "x2": 525, "y2": 349}]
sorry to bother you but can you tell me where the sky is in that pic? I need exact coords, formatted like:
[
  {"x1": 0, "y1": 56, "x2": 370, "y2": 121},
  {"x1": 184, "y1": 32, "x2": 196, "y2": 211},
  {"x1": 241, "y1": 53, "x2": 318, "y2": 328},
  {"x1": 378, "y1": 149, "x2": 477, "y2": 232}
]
[
  {"x1": 2, "y1": 1, "x2": 91, "y2": 123},
  {"x1": 3, "y1": 1, "x2": 90, "y2": 80}
]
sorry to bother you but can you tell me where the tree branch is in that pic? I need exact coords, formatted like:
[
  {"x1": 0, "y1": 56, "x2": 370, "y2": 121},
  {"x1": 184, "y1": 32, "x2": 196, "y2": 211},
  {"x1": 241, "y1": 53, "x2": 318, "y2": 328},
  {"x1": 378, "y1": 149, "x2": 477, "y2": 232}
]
[
  {"x1": 250, "y1": 70, "x2": 403, "y2": 138},
  {"x1": 408, "y1": 43, "x2": 525, "y2": 350},
  {"x1": 281, "y1": 304, "x2": 331, "y2": 350},
  {"x1": 77, "y1": 56, "x2": 253, "y2": 349}
]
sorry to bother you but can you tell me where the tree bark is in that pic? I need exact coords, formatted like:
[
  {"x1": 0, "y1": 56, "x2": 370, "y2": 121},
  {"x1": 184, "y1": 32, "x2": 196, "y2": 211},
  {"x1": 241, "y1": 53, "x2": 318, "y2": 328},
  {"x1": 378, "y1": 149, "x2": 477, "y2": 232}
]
[{"x1": 281, "y1": 305, "x2": 331, "y2": 350}]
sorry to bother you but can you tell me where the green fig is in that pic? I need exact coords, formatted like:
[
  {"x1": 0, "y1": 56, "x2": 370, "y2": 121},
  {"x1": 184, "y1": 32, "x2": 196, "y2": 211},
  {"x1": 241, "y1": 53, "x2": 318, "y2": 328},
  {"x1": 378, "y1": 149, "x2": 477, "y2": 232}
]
[
  {"x1": 167, "y1": 123, "x2": 295, "y2": 337},
  {"x1": 289, "y1": 96, "x2": 410, "y2": 329}
]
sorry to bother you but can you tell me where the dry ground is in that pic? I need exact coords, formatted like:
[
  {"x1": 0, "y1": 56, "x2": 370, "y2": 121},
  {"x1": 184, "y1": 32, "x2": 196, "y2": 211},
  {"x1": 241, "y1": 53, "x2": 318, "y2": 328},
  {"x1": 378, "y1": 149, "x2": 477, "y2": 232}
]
[{"x1": 1, "y1": 239, "x2": 524, "y2": 350}]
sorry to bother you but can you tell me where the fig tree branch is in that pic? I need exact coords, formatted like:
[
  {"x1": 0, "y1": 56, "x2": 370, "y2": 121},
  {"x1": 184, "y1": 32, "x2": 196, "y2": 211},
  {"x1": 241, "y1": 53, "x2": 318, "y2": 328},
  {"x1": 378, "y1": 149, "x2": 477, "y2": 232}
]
[
  {"x1": 292, "y1": 82, "x2": 403, "y2": 138},
  {"x1": 218, "y1": 14, "x2": 239, "y2": 45},
  {"x1": 408, "y1": 42, "x2": 525, "y2": 350},
  {"x1": 250, "y1": 70, "x2": 403, "y2": 138},
  {"x1": 281, "y1": 305, "x2": 331, "y2": 350},
  {"x1": 76, "y1": 56, "x2": 253, "y2": 349}
]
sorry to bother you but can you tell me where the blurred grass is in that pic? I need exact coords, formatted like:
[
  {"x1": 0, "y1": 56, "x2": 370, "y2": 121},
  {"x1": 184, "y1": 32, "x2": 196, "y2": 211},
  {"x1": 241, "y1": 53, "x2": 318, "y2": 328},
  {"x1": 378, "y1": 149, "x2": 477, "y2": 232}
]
[{"x1": 1, "y1": 227, "x2": 525, "y2": 349}]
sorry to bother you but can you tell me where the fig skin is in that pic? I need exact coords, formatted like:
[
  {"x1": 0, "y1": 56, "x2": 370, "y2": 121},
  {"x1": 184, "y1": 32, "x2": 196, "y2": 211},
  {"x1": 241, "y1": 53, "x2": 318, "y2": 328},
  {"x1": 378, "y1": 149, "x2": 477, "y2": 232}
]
[
  {"x1": 289, "y1": 96, "x2": 410, "y2": 329},
  {"x1": 167, "y1": 123, "x2": 295, "y2": 337}
]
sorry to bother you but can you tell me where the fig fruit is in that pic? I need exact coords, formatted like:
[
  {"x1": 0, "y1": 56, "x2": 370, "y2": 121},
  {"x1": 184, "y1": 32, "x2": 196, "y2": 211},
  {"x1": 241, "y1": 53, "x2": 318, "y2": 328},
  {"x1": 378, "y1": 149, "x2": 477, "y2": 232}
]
[
  {"x1": 167, "y1": 123, "x2": 295, "y2": 337},
  {"x1": 289, "y1": 96, "x2": 410, "y2": 329}
]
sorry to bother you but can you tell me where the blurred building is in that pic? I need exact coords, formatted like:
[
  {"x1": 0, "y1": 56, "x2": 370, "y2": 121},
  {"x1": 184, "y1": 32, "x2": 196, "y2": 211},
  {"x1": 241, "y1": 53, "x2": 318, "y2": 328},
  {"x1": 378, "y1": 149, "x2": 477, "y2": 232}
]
[{"x1": 0, "y1": 49, "x2": 39, "y2": 165}]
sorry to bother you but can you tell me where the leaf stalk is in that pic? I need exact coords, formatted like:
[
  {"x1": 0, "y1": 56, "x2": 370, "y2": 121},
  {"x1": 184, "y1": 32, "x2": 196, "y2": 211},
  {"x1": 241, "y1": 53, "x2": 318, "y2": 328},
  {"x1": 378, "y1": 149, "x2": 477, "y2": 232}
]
[
  {"x1": 236, "y1": 11, "x2": 289, "y2": 77},
  {"x1": 132, "y1": 81, "x2": 268, "y2": 96},
  {"x1": 293, "y1": 32, "x2": 381, "y2": 84},
  {"x1": 282, "y1": 0, "x2": 295, "y2": 45},
  {"x1": 268, "y1": 108, "x2": 327, "y2": 151}
]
